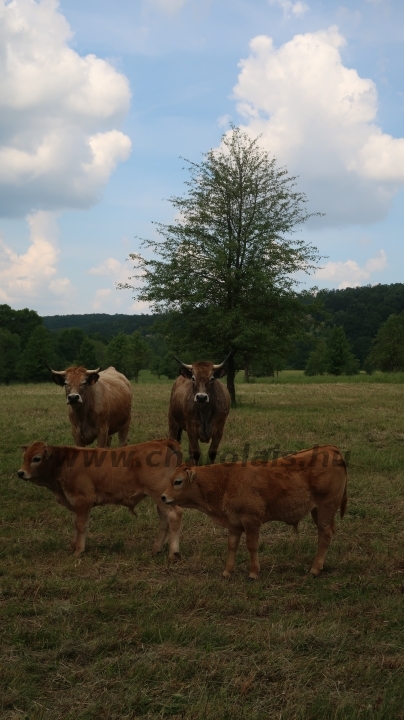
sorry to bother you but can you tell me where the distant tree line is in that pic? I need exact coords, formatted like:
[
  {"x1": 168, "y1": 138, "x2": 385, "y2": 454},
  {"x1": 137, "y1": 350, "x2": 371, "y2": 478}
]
[
  {"x1": 0, "y1": 304, "x2": 178, "y2": 384},
  {"x1": 1, "y1": 282, "x2": 404, "y2": 384}
]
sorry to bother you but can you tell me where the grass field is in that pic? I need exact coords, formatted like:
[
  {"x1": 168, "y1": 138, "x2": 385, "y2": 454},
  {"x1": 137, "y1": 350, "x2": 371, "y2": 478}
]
[{"x1": 1, "y1": 378, "x2": 404, "y2": 719}]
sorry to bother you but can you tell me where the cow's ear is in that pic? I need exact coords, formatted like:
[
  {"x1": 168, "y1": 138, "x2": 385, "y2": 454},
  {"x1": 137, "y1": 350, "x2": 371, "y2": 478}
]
[
  {"x1": 179, "y1": 366, "x2": 193, "y2": 379},
  {"x1": 86, "y1": 372, "x2": 100, "y2": 386},
  {"x1": 186, "y1": 469, "x2": 196, "y2": 483},
  {"x1": 213, "y1": 366, "x2": 227, "y2": 378},
  {"x1": 43, "y1": 445, "x2": 52, "y2": 461},
  {"x1": 51, "y1": 372, "x2": 66, "y2": 387}
]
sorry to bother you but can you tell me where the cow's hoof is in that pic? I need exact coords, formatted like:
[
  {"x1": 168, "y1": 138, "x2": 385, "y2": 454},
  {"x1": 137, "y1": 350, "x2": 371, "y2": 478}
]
[
  {"x1": 169, "y1": 552, "x2": 181, "y2": 562},
  {"x1": 222, "y1": 570, "x2": 233, "y2": 579},
  {"x1": 248, "y1": 573, "x2": 259, "y2": 581},
  {"x1": 310, "y1": 567, "x2": 320, "y2": 577},
  {"x1": 73, "y1": 549, "x2": 84, "y2": 557}
]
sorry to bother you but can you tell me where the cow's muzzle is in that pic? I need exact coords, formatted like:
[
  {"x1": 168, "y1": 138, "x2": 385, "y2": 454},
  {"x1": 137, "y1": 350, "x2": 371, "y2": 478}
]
[
  {"x1": 195, "y1": 393, "x2": 209, "y2": 403},
  {"x1": 161, "y1": 494, "x2": 174, "y2": 504},
  {"x1": 17, "y1": 470, "x2": 29, "y2": 480},
  {"x1": 67, "y1": 394, "x2": 82, "y2": 405}
]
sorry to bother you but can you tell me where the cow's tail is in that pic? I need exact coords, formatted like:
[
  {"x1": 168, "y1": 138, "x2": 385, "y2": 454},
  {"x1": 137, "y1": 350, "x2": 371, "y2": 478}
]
[{"x1": 340, "y1": 475, "x2": 348, "y2": 519}]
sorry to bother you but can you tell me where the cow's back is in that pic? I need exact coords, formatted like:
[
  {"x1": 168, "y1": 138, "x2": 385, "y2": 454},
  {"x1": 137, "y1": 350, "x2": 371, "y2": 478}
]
[{"x1": 94, "y1": 367, "x2": 132, "y2": 431}]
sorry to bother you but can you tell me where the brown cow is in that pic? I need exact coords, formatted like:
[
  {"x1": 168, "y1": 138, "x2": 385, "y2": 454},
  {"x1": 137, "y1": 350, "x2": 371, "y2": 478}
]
[
  {"x1": 47, "y1": 365, "x2": 132, "y2": 447},
  {"x1": 18, "y1": 439, "x2": 183, "y2": 559},
  {"x1": 168, "y1": 354, "x2": 231, "y2": 464},
  {"x1": 161, "y1": 445, "x2": 347, "y2": 579}
]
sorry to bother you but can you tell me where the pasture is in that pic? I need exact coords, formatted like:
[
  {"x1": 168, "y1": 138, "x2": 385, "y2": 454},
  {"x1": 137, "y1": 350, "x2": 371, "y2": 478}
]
[{"x1": 1, "y1": 377, "x2": 404, "y2": 719}]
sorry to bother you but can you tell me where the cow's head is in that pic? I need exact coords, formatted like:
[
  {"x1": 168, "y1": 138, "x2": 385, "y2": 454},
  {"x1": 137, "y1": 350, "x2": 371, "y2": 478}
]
[
  {"x1": 172, "y1": 352, "x2": 232, "y2": 404},
  {"x1": 161, "y1": 465, "x2": 196, "y2": 505},
  {"x1": 17, "y1": 441, "x2": 53, "y2": 483},
  {"x1": 46, "y1": 364, "x2": 101, "y2": 405}
]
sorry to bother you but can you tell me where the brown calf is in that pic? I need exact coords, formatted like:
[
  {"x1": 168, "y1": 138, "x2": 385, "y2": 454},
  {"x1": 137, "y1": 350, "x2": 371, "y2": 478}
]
[
  {"x1": 18, "y1": 439, "x2": 183, "y2": 560},
  {"x1": 161, "y1": 445, "x2": 347, "y2": 579},
  {"x1": 168, "y1": 355, "x2": 231, "y2": 464},
  {"x1": 47, "y1": 365, "x2": 132, "y2": 448}
]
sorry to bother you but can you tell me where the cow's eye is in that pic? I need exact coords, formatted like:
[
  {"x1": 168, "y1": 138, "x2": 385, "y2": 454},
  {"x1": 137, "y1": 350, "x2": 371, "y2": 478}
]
[
  {"x1": 174, "y1": 479, "x2": 183, "y2": 487},
  {"x1": 32, "y1": 456, "x2": 41, "y2": 463},
  {"x1": 191, "y1": 376, "x2": 196, "y2": 382},
  {"x1": 210, "y1": 376, "x2": 214, "y2": 382},
  {"x1": 64, "y1": 382, "x2": 69, "y2": 387}
]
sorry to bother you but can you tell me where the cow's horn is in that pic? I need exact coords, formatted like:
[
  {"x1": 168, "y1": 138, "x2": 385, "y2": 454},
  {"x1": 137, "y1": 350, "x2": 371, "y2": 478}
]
[
  {"x1": 172, "y1": 355, "x2": 192, "y2": 371},
  {"x1": 85, "y1": 367, "x2": 101, "y2": 375},
  {"x1": 213, "y1": 351, "x2": 233, "y2": 371},
  {"x1": 45, "y1": 362, "x2": 65, "y2": 376}
]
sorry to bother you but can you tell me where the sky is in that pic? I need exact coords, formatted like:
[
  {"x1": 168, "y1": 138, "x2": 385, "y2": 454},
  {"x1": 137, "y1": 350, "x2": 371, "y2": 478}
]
[{"x1": 0, "y1": 0, "x2": 403, "y2": 316}]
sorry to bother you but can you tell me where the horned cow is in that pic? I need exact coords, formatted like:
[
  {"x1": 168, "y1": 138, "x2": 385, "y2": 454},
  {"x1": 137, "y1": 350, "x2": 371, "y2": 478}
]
[
  {"x1": 161, "y1": 445, "x2": 347, "y2": 579},
  {"x1": 168, "y1": 354, "x2": 231, "y2": 464},
  {"x1": 48, "y1": 364, "x2": 132, "y2": 448},
  {"x1": 18, "y1": 439, "x2": 183, "y2": 560}
]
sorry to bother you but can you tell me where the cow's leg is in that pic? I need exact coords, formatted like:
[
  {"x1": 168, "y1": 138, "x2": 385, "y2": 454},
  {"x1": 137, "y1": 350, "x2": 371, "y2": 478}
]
[
  {"x1": 244, "y1": 525, "x2": 261, "y2": 580},
  {"x1": 72, "y1": 506, "x2": 90, "y2": 556},
  {"x1": 167, "y1": 505, "x2": 183, "y2": 561},
  {"x1": 118, "y1": 417, "x2": 131, "y2": 447},
  {"x1": 222, "y1": 529, "x2": 242, "y2": 579},
  {"x1": 168, "y1": 414, "x2": 181, "y2": 442},
  {"x1": 153, "y1": 506, "x2": 169, "y2": 554},
  {"x1": 207, "y1": 429, "x2": 224, "y2": 464},
  {"x1": 188, "y1": 435, "x2": 201, "y2": 465},
  {"x1": 153, "y1": 505, "x2": 182, "y2": 560},
  {"x1": 97, "y1": 426, "x2": 109, "y2": 448},
  {"x1": 310, "y1": 506, "x2": 336, "y2": 577}
]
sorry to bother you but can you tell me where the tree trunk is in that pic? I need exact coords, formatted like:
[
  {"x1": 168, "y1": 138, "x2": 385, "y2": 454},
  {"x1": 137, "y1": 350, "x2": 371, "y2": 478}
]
[{"x1": 227, "y1": 354, "x2": 236, "y2": 407}]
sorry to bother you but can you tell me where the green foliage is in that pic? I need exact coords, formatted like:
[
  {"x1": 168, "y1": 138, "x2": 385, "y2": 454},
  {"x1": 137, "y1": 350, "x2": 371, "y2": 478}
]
[
  {"x1": 304, "y1": 339, "x2": 328, "y2": 376},
  {"x1": 326, "y1": 326, "x2": 360, "y2": 376},
  {"x1": 131, "y1": 331, "x2": 149, "y2": 382},
  {"x1": 76, "y1": 337, "x2": 99, "y2": 369},
  {"x1": 0, "y1": 304, "x2": 42, "y2": 348},
  {"x1": 123, "y1": 127, "x2": 321, "y2": 403},
  {"x1": 150, "y1": 352, "x2": 178, "y2": 379},
  {"x1": 105, "y1": 332, "x2": 148, "y2": 380},
  {"x1": 316, "y1": 283, "x2": 404, "y2": 365},
  {"x1": 42, "y1": 312, "x2": 157, "y2": 339},
  {"x1": 19, "y1": 326, "x2": 56, "y2": 382},
  {"x1": 0, "y1": 329, "x2": 21, "y2": 384},
  {"x1": 366, "y1": 312, "x2": 404, "y2": 371},
  {"x1": 106, "y1": 333, "x2": 134, "y2": 377},
  {"x1": 54, "y1": 328, "x2": 86, "y2": 366}
]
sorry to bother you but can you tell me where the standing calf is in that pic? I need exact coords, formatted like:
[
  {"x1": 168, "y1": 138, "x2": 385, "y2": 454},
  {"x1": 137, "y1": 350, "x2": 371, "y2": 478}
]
[
  {"x1": 161, "y1": 445, "x2": 347, "y2": 579},
  {"x1": 18, "y1": 439, "x2": 183, "y2": 560}
]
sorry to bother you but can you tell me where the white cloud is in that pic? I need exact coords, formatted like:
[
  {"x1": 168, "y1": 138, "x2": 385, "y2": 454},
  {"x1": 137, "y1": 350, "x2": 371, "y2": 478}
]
[
  {"x1": 314, "y1": 250, "x2": 387, "y2": 289},
  {"x1": 233, "y1": 27, "x2": 404, "y2": 226},
  {"x1": 0, "y1": 0, "x2": 132, "y2": 217},
  {"x1": 0, "y1": 211, "x2": 74, "y2": 304},
  {"x1": 89, "y1": 256, "x2": 150, "y2": 312},
  {"x1": 218, "y1": 114, "x2": 232, "y2": 128},
  {"x1": 269, "y1": 0, "x2": 309, "y2": 19}
]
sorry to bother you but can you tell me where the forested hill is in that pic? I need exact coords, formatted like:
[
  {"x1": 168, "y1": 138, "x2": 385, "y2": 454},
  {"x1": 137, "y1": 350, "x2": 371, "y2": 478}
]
[
  {"x1": 316, "y1": 283, "x2": 404, "y2": 364},
  {"x1": 42, "y1": 313, "x2": 157, "y2": 341}
]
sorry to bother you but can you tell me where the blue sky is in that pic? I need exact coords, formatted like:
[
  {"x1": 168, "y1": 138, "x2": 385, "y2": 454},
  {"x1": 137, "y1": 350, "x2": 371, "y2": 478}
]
[{"x1": 0, "y1": 0, "x2": 403, "y2": 315}]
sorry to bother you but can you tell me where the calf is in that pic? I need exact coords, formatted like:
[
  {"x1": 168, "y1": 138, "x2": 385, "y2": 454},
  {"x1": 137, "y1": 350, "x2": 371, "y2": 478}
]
[
  {"x1": 18, "y1": 439, "x2": 183, "y2": 560},
  {"x1": 47, "y1": 364, "x2": 132, "y2": 448},
  {"x1": 161, "y1": 445, "x2": 347, "y2": 579}
]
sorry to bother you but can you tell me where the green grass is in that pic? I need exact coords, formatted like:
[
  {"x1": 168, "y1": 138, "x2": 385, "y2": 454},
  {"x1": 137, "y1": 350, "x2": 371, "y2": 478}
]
[{"x1": 1, "y1": 380, "x2": 404, "y2": 719}]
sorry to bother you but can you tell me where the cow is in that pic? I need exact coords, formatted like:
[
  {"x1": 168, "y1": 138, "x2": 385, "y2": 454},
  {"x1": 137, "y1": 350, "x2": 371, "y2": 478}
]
[
  {"x1": 47, "y1": 364, "x2": 132, "y2": 448},
  {"x1": 161, "y1": 445, "x2": 347, "y2": 579},
  {"x1": 168, "y1": 354, "x2": 232, "y2": 464},
  {"x1": 17, "y1": 439, "x2": 183, "y2": 560}
]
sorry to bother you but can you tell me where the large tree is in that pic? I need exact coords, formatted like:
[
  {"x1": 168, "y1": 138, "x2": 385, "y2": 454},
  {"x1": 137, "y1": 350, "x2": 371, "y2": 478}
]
[
  {"x1": 366, "y1": 313, "x2": 404, "y2": 372},
  {"x1": 122, "y1": 127, "x2": 321, "y2": 403}
]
